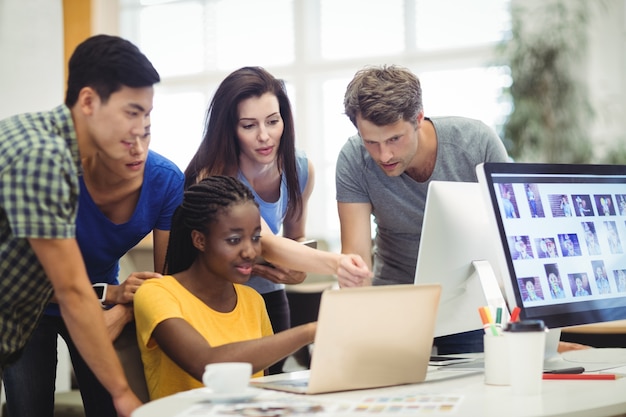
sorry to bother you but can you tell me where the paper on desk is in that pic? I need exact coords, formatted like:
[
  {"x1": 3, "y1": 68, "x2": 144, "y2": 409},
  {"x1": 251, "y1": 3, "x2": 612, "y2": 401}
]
[{"x1": 173, "y1": 392, "x2": 463, "y2": 416}]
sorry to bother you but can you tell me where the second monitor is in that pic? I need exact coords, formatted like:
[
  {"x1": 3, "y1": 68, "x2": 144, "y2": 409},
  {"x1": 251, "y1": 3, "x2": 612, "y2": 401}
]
[
  {"x1": 477, "y1": 162, "x2": 626, "y2": 369},
  {"x1": 414, "y1": 180, "x2": 508, "y2": 339}
]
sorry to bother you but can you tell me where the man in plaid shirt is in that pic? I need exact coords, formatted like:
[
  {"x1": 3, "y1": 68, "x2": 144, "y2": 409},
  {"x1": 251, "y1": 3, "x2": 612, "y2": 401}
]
[{"x1": 0, "y1": 34, "x2": 159, "y2": 417}]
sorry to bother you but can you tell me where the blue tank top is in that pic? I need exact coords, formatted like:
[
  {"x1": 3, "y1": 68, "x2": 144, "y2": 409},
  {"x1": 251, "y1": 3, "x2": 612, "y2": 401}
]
[{"x1": 239, "y1": 150, "x2": 309, "y2": 294}]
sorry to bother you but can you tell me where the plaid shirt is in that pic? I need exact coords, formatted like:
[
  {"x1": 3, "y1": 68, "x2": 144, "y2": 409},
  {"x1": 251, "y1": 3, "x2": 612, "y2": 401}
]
[{"x1": 0, "y1": 104, "x2": 81, "y2": 366}]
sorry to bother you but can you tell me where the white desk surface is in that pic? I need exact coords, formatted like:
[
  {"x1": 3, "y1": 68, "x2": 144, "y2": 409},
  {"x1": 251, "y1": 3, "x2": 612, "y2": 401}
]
[{"x1": 132, "y1": 365, "x2": 626, "y2": 417}]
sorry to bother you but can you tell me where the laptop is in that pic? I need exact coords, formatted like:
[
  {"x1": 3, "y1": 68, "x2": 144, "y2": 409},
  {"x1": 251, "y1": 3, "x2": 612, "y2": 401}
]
[{"x1": 251, "y1": 284, "x2": 441, "y2": 394}]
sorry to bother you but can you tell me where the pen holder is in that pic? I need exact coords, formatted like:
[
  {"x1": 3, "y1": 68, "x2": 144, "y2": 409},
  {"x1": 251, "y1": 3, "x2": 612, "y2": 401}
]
[{"x1": 484, "y1": 334, "x2": 509, "y2": 386}]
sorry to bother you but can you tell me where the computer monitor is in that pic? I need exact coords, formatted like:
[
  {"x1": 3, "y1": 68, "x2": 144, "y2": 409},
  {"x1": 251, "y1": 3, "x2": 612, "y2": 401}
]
[
  {"x1": 477, "y1": 162, "x2": 626, "y2": 327},
  {"x1": 477, "y1": 162, "x2": 626, "y2": 367},
  {"x1": 413, "y1": 181, "x2": 509, "y2": 338}
]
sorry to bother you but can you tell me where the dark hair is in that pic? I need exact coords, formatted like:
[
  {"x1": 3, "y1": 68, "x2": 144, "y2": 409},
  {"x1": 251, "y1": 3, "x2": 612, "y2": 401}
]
[
  {"x1": 344, "y1": 64, "x2": 423, "y2": 127},
  {"x1": 184, "y1": 66, "x2": 303, "y2": 218},
  {"x1": 65, "y1": 35, "x2": 160, "y2": 107},
  {"x1": 164, "y1": 176, "x2": 259, "y2": 275},
  {"x1": 523, "y1": 277, "x2": 536, "y2": 287}
]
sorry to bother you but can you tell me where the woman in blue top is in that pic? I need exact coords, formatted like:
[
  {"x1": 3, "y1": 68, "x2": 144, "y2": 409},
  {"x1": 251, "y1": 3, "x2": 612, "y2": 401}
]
[{"x1": 185, "y1": 67, "x2": 314, "y2": 374}]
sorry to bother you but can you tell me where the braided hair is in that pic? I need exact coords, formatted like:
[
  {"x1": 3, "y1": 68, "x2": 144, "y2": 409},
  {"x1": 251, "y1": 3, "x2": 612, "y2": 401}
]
[{"x1": 164, "y1": 175, "x2": 259, "y2": 275}]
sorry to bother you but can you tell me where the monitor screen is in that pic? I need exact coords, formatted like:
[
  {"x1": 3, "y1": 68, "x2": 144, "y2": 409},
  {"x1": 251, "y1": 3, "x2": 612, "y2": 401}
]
[
  {"x1": 477, "y1": 162, "x2": 626, "y2": 330},
  {"x1": 413, "y1": 181, "x2": 508, "y2": 337}
]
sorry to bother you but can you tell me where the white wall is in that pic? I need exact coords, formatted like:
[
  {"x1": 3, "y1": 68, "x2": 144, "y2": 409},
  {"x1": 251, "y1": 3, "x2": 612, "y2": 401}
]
[{"x1": 0, "y1": 0, "x2": 64, "y2": 119}]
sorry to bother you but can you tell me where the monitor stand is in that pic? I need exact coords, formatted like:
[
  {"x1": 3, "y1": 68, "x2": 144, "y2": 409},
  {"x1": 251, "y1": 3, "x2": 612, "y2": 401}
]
[
  {"x1": 431, "y1": 260, "x2": 508, "y2": 338},
  {"x1": 543, "y1": 328, "x2": 571, "y2": 371},
  {"x1": 543, "y1": 328, "x2": 626, "y2": 372}
]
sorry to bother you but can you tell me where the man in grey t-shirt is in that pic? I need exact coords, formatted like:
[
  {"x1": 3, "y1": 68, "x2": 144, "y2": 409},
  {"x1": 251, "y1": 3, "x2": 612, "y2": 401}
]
[{"x1": 335, "y1": 65, "x2": 509, "y2": 354}]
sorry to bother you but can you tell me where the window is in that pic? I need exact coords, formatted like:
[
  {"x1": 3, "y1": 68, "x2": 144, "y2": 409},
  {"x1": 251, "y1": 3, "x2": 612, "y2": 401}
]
[
  {"x1": 320, "y1": 0, "x2": 405, "y2": 59},
  {"x1": 120, "y1": 0, "x2": 510, "y2": 249},
  {"x1": 415, "y1": 0, "x2": 510, "y2": 50}
]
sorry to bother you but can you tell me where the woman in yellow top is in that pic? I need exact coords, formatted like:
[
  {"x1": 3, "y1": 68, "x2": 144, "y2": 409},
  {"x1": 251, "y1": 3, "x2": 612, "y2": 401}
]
[{"x1": 134, "y1": 176, "x2": 320, "y2": 400}]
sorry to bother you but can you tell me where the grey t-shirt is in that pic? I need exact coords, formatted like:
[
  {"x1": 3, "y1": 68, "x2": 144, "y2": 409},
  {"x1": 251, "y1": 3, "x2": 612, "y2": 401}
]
[{"x1": 336, "y1": 116, "x2": 509, "y2": 286}]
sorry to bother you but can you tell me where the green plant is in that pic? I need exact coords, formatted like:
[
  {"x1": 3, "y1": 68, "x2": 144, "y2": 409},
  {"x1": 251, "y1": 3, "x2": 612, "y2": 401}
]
[
  {"x1": 497, "y1": 0, "x2": 595, "y2": 163},
  {"x1": 600, "y1": 137, "x2": 626, "y2": 164}
]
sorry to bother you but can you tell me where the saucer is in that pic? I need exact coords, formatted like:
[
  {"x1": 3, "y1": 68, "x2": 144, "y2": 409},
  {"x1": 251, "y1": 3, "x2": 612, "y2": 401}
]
[{"x1": 198, "y1": 387, "x2": 259, "y2": 403}]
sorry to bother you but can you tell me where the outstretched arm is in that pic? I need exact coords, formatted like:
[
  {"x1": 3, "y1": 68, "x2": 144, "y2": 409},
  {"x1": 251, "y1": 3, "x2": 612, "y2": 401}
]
[
  {"x1": 337, "y1": 201, "x2": 374, "y2": 287},
  {"x1": 28, "y1": 238, "x2": 141, "y2": 417},
  {"x1": 153, "y1": 318, "x2": 317, "y2": 379},
  {"x1": 260, "y1": 230, "x2": 371, "y2": 285}
]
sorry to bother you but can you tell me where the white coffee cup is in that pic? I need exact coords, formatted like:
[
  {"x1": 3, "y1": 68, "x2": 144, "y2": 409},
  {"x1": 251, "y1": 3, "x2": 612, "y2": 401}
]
[
  {"x1": 483, "y1": 334, "x2": 509, "y2": 386},
  {"x1": 202, "y1": 362, "x2": 252, "y2": 394},
  {"x1": 504, "y1": 320, "x2": 546, "y2": 396}
]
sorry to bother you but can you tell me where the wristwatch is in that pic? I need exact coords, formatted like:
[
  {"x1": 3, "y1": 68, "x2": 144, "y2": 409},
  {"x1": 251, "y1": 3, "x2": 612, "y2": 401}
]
[{"x1": 92, "y1": 283, "x2": 108, "y2": 306}]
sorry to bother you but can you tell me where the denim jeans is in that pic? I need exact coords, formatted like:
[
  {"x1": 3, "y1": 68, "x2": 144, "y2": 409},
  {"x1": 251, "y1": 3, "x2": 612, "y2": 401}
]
[
  {"x1": 434, "y1": 329, "x2": 485, "y2": 355},
  {"x1": 262, "y1": 289, "x2": 291, "y2": 375},
  {"x1": 3, "y1": 314, "x2": 116, "y2": 417}
]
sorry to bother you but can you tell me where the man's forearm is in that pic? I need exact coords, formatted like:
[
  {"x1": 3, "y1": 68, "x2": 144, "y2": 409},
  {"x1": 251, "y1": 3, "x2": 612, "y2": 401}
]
[
  {"x1": 57, "y1": 282, "x2": 134, "y2": 398},
  {"x1": 29, "y1": 238, "x2": 139, "y2": 408},
  {"x1": 103, "y1": 304, "x2": 134, "y2": 341}
]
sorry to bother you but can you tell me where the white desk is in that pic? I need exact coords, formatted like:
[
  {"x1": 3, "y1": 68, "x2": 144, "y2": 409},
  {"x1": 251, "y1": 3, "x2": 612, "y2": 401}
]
[{"x1": 132, "y1": 366, "x2": 626, "y2": 417}]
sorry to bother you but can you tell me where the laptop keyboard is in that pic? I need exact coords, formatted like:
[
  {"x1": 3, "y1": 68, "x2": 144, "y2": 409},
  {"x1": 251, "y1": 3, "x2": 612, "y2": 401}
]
[{"x1": 269, "y1": 378, "x2": 309, "y2": 388}]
